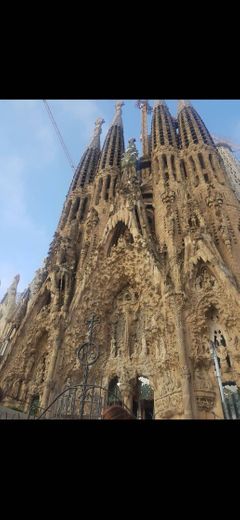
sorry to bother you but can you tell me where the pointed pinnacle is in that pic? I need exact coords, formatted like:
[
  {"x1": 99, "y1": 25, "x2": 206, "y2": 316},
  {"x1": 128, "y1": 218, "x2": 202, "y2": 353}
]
[
  {"x1": 111, "y1": 100, "x2": 124, "y2": 126},
  {"x1": 154, "y1": 100, "x2": 167, "y2": 107},
  {"x1": 89, "y1": 117, "x2": 105, "y2": 148},
  {"x1": 177, "y1": 100, "x2": 192, "y2": 114}
]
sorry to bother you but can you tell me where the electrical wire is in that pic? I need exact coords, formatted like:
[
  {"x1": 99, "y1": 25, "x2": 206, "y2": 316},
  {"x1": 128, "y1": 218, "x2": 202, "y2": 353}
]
[{"x1": 43, "y1": 100, "x2": 76, "y2": 171}]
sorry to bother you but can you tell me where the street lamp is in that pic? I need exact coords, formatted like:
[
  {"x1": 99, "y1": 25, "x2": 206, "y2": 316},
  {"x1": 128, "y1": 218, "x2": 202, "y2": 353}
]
[{"x1": 210, "y1": 338, "x2": 230, "y2": 419}]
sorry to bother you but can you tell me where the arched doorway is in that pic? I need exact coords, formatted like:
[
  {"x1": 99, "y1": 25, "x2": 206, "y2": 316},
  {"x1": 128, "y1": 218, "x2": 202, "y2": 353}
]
[
  {"x1": 107, "y1": 376, "x2": 123, "y2": 407},
  {"x1": 132, "y1": 376, "x2": 154, "y2": 419}
]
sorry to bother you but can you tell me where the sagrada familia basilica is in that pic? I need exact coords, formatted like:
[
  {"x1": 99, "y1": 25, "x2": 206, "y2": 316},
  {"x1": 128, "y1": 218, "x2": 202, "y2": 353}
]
[{"x1": 0, "y1": 100, "x2": 240, "y2": 420}]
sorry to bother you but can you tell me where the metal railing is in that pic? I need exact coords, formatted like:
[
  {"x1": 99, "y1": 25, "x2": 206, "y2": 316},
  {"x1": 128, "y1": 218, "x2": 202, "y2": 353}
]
[{"x1": 37, "y1": 383, "x2": 135, "y2": 420}]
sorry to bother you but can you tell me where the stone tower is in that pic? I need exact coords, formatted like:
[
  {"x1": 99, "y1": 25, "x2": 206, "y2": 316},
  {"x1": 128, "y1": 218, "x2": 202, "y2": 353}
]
[
  {"x1": 216, "y1": 142, "x2": 240, "y2": 201},
  {"x1": 1, "y1": 100, "x2": 240, "y2": 420}
]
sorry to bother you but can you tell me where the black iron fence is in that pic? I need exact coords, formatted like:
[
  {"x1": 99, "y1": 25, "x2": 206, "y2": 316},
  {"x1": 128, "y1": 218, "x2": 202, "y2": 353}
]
[{"x1": 37, "y1": 382, "x2": 135, "y2": 420}]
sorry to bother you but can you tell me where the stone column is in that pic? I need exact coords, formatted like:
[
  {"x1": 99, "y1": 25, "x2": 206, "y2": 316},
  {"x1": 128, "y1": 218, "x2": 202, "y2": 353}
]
[
  {"x1": 194, "y1": 153, "x2": 205, "y2": 183},
  {"x1": 123, "y1": 312, "x2": 129, "y2": 358},
  {"x1": 168, "y1": 294, "x2": 195, "y2": 419},
  {"x1": 41, "y1": 333, "x2": 61, "y2": 411},
  {"x1": 79, "y1": 198, "x2": 86, "y2": 220},
  {"x1": 166, "y1": 154, "x2": 175, "y2": 183},
  {"x1": 102, "y1": 175, "x2": 109, "y2": 202},
  {"x1": 109, "y1": 174, "x2": 116, "y2": 200},
  {"x1": 136, "y1": 200, "x2": 150, "y2": 240},
  {"x1": 175, "y1": 157, "x2": 182, "y2": 183},
  {"x1": 187, "y1": 155, "x2": 199, "y2": 188},
  {"x1": 119, "y1": 381, "x2": 133, "y2": 412}
]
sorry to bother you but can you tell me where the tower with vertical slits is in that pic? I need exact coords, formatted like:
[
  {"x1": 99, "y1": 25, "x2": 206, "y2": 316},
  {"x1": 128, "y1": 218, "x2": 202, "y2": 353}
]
[{"x1": 1, "y1": 100, "x2": 240, "y2": 420}]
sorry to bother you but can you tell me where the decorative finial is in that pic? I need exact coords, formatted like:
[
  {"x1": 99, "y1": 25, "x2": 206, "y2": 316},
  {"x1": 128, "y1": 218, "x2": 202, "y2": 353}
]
[
  {"x1": 121, "y1": 138, "x2": 138, "y2": 168},
  {"x1": 115, "y1": 100, "x2": 124, "y2": 111},
  {"x1": 112, "y1": 101, "x2": 124, "y2": 126},
  {"x1": 178, "y1": 100, "x2": 191, "y2": 114},
  {"x1": 90, "y1": 118, "x2": 105, "y2": 148},
  {"x1": 136, "y1": 100, "x2": 152, "y2": 114},
  {"x1": 154, "y1": 100, "x2": 166, "y2": 108},
  {"x1": 8, "y1": 274, "x2": 20, "y2": 293},
  {"x1": 93, "y1": 117, "x2": 105, "y2": 136}
]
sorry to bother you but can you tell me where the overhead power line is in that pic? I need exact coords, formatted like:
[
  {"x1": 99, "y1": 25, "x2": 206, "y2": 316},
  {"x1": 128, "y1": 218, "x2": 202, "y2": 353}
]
[{"x1": 43, "y1": 100, "x2": 76, "y2": 171}]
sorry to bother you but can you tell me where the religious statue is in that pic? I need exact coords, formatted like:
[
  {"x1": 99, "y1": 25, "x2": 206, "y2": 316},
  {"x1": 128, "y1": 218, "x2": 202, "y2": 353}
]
[
  {"x1": 189, "y1": 214, "x2": 199, "y2": 229},
  {"x1": 110, "y1": 336, "x2": 117, "y2": 358},
  {"x1": 156, "y1": 337, "x2": 166, "y2": 362},
  {"x1": 141, "y1": 334, "x2": 148, "y2": 356}
]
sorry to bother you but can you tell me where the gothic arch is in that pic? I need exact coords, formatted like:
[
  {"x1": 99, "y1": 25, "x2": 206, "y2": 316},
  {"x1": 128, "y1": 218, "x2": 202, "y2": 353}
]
[
  {"x1": 193, "y1": 259, "x2": 217, "y2": 291},
  {"x1": 102, "y1": 208, "x2": 139, "y2": 247},
  {"x1": 195, "y1": 289, "x2": 231, "y2": 324},
  {"x1": 132, "y1": 375, "x2": 154, "y2": 419},
  {"x1": 190, "y1": 293, "x2": 238, "y2": 370},
  {"x1": 107, "y1": 375, "x2": 122, "y2": 406},
  {"x1": 105, "y1": 221, "x2": 134, "y2": 256}
]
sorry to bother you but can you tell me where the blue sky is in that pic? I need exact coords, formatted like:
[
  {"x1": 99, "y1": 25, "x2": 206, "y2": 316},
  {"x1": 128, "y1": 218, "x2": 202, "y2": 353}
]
[{"x1": 1, "y1": 99, "x2": 240, "y2": 299}]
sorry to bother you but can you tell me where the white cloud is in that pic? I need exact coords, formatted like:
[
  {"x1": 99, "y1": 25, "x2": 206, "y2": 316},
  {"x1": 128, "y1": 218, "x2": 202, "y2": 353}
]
[{"x1": 59, "y1": 100, "x2": 107, "y2": 139}]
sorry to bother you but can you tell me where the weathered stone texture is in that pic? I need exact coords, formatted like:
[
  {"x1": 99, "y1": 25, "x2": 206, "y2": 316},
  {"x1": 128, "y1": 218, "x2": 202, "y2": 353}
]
[{"x1": 1, "y1": 100, "x2": 240, "y2": 419}]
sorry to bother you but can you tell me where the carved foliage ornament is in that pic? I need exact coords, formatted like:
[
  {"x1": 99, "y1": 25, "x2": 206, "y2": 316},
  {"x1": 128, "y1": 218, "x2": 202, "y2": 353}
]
[
  {"x1": 161, "y1": 189, "x2": 176, "y2": 207},
  {"x1": 121, "y1": 139, "x2": 138, "y2": 168}
]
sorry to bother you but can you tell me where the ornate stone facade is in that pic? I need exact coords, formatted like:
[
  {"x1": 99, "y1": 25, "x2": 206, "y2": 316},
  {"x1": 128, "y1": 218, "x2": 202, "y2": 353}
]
[
  {"x1": 216, "y1": 143, "x2": 240, "y2": 202},
  {"x1": 1, "y1": 100, "x2": 240, "y2": 419}
]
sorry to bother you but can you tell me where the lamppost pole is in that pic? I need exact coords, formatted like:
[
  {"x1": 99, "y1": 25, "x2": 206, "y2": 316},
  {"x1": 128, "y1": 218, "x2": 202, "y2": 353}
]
[{"x1": 210, "y1": 338, "x2": 229, "y2": 419}]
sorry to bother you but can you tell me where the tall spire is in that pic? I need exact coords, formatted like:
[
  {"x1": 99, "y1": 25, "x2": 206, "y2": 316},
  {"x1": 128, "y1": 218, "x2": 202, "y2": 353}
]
[
  {"x1": 136, "y1": 100, "x2": 152, "y2": 157},
  {"x1": 70, "y1": 118, "x2": 105, "y2": 190},
  {"x1": 177, "y1": 100, "x2": 192, "y2": 114},
  {"x1": 154, "y1": 100, "x2": 167, "y2": 107},
  {"x1": 0, "y1": 274, "x2": 20, "y2": 336},
  {"x1": 177, "y1": 101, "x2": 215, "y2": 148},
  {"x1": 111, "y1": 100, "x2": 124, "y2": 126},
  {"x1": 98, "y1": 101, "x2": 125, "y2": 171},
  {"x1": 151, "y1": 100, "x2": 178, "y2": 150},
  {"x1": 2, "y1": 274, "x2": 20, "y2": 301},
  {"x1": 89, "y1": 118, "x2": 105, "y2": 149}
]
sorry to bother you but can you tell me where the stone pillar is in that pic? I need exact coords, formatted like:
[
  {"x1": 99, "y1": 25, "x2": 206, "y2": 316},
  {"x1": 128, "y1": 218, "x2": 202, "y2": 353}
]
[
  {"x1": 169, "y1": 294, "x2": 195, "y2": 419},
  {"x1": 187, "y1": 155, "x2": 200, "y2": 188},
  {"x1": 119, "y1": 382, "x2": 133, "y2": 412},
  {"x1": 79, "y1": 198, "x2": 86, "y2": 220},
  {"x1": 102, "y1": 175, "x2": 109, "y2": 202},
  {"x1": 194, "y1": 153, "x2": 205, "y2": 183},
  {"x1": 109, "y1": 174, "x2": 116, "y2": 200},
  {"x1": 175, "y1": 157, "x2": 182, "y2": 183},
  {"x1": 123, "y1": 312, "x2": 129, "y2": 358},
  {"x1": 166, "y1": 154, "x2": 174, "y2": 183},
  {"x1": 41, "y1": 334, "x2": 61, "y2": 411}
]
